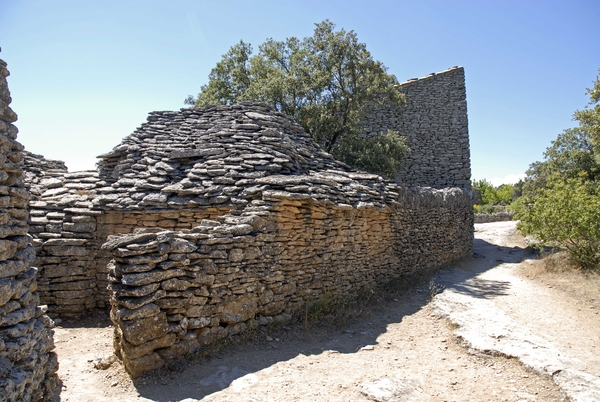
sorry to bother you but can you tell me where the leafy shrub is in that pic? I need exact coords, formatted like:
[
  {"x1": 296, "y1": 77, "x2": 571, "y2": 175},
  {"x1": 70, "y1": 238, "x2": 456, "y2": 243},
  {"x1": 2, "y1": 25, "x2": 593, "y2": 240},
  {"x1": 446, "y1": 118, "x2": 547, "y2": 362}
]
[
  {"x1": 474, "y1": 204, "x2": 510, "y2": 214},
  {"x1": 332, "y1": 130, "x2": 409, "y2": 179},
  {"x1": 472, "y1": 179, "x2": 517, "y2": 214},
  {"x1": 513, "y1": 178, "x2": 600, "y2": 271}
]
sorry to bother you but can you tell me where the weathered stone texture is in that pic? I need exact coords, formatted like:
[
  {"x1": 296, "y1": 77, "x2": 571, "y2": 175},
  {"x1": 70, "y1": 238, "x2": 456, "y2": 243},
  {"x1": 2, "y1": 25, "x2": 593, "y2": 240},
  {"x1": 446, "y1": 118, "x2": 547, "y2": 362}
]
[
  {"x1": 18, "y1": 66, "x2": 473, "y2": 381},
  {"x1": 29, "y1": 184, "x2": 231, "y2": 317},
  {"x1": 361, "y1": 66, "x2": 471, "y2": 189},
  {"x1": 88, "y1": 97, "x2": 473, "y2": 377},
  {"x1": 0, "y1": 59, "x2": 59, "y2": 402},
  {"x1": 105, "y1": 187, "x2": 472, "y2": 377}
]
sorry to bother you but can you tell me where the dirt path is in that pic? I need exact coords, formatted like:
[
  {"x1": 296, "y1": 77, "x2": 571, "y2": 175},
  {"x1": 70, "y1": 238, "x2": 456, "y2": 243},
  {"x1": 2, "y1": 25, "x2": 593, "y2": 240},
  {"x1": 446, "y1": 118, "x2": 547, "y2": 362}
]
[
  {"x1": 433, "y1": 222, "x2": 600, "y2": 402},
  {"x1": 52, "y1": 222, "x2": 600, "y2": 401}
]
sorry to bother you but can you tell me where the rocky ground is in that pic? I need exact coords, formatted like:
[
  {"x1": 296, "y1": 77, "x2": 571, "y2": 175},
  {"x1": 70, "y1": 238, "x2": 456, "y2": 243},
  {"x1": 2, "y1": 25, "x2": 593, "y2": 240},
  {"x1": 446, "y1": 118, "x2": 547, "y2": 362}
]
[{"x1": 52, "y1": 222, "x2": 600, "y2": 401}]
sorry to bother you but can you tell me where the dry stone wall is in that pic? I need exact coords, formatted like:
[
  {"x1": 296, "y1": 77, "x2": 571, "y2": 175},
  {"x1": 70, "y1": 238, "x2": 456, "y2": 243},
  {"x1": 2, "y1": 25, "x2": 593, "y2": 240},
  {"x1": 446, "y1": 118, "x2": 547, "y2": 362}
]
[
  {"x1": 474, "y1": 212, "x2": 513, "y2": 224},
  {"x1": 15, "y1": 65, "x2": 473, "y2": 384},
  {"x1": 86, "y1": 101, "x2": 474, "y2": 377},
  {"x1": 0, "y1": 60, "x2": 58, "y2": 401},
  {"x1": 104, "y1": 186, "x2": 472, "y2": 377},
  {"x1": 361, "y1": 66, "x2": 471, "y2": 189},
  {"x1": 24, "y1": 67, "x2": 473, "y2": 321},
  {"x1": 24, "y1": 160, "x2": 235, "y2": 317}
]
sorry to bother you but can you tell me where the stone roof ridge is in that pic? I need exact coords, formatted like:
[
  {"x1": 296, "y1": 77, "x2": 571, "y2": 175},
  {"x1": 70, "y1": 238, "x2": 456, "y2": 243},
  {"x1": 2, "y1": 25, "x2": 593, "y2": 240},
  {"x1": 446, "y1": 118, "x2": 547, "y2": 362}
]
[
  {"x1": 91, "y1": 102, "x2": 385, "y2": 210},
  {"x1": 399, "y1": 66, "x2": 463, "y2": 86},
  {"x1": 23, "y1": 150, "x2": 68, "y2": 172},
  {"x1": 24, "y1": 101, "x2": 473, "y2": 213},
  {"x1": 97, "y1": 102, "x2": 313, "y2": 161}
]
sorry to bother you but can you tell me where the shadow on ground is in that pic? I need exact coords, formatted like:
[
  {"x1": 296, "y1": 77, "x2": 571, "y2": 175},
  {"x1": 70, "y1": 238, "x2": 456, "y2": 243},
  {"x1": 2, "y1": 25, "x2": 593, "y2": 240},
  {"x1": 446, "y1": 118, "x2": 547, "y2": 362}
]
[
  {"x1": 54, "y1": 309, "x2": 112, "y2": 329},
  {"x1": 117, "y1": 238, "x2": 536, "y2": 401},
  {"x1": 434, "y1": 240, "x2": 535, "y2": 299}
]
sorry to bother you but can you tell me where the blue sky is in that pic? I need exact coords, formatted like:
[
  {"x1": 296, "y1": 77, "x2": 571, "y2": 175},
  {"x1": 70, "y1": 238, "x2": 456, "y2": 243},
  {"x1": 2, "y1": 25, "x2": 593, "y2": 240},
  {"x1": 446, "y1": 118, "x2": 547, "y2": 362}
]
[{"x1": 1, "y1": 0, "x2": 599, "y2": 185}]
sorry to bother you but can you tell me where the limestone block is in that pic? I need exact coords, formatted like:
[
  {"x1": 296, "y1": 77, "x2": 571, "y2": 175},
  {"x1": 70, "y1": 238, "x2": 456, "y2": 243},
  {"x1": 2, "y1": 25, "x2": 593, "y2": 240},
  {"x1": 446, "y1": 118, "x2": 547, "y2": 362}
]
[
  {"x1": 63, "y1": 221, "x2": 96, "y2": 232},
  {"x1": 102, "y1": 232, "x2": 157, "y2": 251},
  {"x1": 118, "y1": 312, "x2": 169, "y2": 346},
  {"x1": 122, "y1": 351, "x2": 164, "y2": 378},
  {"x1": 117, "y1": 263, "x2": 154, "y2": 274},
  {"x1": 115, "y1": 289, "x2": 166, "y2": 310},
  {"x1": 228, "y1": 248, "x2": 244, "y2": 262},
  {"x1": 213, "y1": 224, "x2": 253, "y2": 236},
  {"x1": 0, "y1": 259, "x2": 27, "y2": 279},
  {"x1": 120, "y1": 268, "x2": 186, "y2": 287},
  {"x1": 113, "y1": 303, "x2": 160, "y2": 321},
  {"x1": 169, "y1": 238, "x2": 197, "y2": 253},
  {"x1": 125, "y1": 253, "x2": 167, "y2": 265},
  {"x1": 120, "y1": 332, "x2": 176, "y2": 360},
  {"x1": 187, "y1": 316, "x2": 211, "y2": 329},
  {"x1": 219, "y1": 295, "x2": 258, "y2": 324},
  {"x1": 155, "y1": 297, "x2": 189, "y2": 310},
  {"x1": 0, "y1": 239, "x2": 17, "y2": 261},
  {"x1": 161, "y1": 278, "x2": 192, "y2": 291},
  {"x1": 43, "y1": 245, "x2": 90, "y2": 257}
]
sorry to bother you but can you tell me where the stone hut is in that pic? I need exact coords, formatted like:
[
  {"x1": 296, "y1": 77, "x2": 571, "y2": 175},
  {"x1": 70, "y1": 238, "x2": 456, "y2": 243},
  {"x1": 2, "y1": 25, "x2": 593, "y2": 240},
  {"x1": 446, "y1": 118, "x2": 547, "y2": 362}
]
[
  {"x1": 21, "y1": 67, "x2": 473, "y2": 378},
  {"x1": 83, "y1": 102, "x2": 472, "y2": 376}
]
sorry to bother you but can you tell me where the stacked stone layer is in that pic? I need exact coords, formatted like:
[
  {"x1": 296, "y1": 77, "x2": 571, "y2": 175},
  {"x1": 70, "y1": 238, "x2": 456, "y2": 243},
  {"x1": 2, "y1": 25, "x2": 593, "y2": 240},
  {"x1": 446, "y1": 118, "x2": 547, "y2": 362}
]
[
  {"x1": 104, "y1": 187, "x2": 473, "y2": 377},
  {"x1": 361, "y1": 66, "x2": 471, "y2": 189},
  {"x1": 0, "y1": 60, "x2": 58, "y2": 401},
  {"x1": 28, "y1": 101, "x2": 442, "y2": 317},
  {"x1": 22, "y1": 151, "x2": 67, "y2": 199},
  {"x1": 25, "y1": 161, "x2": 235, "y2": 316},
  {"x1": 17, "y1": 65, "x2": 473, "y2": 383},
  {"x1": 96, "y1": 102, "x2": 358, "y2": 210}
]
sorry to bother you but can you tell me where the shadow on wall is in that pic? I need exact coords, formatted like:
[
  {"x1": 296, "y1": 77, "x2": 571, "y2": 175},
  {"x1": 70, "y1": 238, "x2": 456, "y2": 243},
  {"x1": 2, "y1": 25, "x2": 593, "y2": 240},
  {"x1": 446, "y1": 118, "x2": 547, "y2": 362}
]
[
  {"x1": 104, "y1": 186, "x2": 474, "y2": 378},
  {"x1": 126, "y1": 238, "x2": 532, "y2": 401}
]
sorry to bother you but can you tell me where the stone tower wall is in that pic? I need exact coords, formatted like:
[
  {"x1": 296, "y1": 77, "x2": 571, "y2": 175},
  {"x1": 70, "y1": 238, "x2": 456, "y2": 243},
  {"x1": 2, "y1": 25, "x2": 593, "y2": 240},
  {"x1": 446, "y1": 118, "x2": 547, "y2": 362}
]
[
  {"x1": 361, "y1": 66, "x2": 471, "y2": 189},
  {"x1": 0, "y1": 60, "x2": 58, "y2": 401}
]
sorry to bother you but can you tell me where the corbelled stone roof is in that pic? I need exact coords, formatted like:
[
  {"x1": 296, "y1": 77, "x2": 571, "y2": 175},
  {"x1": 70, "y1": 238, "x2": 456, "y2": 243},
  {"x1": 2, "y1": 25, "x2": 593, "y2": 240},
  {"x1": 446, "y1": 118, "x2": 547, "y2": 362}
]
[
  {"x1": 90, "y1": 102, "x2": 401, "y2": 211},
  {"x1": 22, "y1": 150, "x2": 68, "y2": 198}
]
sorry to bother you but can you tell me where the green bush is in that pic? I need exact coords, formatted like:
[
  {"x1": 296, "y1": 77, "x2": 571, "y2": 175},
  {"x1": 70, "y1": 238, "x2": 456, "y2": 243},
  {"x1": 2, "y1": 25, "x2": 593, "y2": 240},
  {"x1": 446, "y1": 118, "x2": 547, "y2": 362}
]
[
  {"x1": 332, "y1": 130, "x2": 409, "y2": 179},
  {"x1": 513, "y1": 178, "x2": 600, "y2": 271},
  {"x1": 474, "y1": 204, "x2": 499, "y2": 214},
  {"x1": 472, "y1": 179, "x2": 517, "y2": 214}
]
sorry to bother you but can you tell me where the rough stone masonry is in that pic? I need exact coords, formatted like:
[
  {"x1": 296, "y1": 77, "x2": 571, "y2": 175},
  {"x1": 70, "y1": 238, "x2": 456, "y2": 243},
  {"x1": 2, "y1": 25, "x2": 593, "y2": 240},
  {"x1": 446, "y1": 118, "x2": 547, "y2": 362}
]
[
  {"x1": 362, "y1": 66, "x2": 471, "y2": 189},
  {"x1": 16, "y1": 65, "x2": 473, "y2": 381},
  {"x1": 22, "y1": 66, "x2": 472, "y2": 321},
  {"x1": 94, "y1": 101, "x2": 473, "y2": 377},
  {"x1": 0, "y1": 60, "x2": 59, "y2": 401}
]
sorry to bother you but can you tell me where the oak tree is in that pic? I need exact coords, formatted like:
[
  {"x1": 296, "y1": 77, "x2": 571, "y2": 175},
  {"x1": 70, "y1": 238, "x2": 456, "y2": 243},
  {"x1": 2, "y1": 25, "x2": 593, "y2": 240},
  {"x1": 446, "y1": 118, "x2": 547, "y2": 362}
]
[{"x1": 186, "y1": 20, "x2": 408, "y2": 178}]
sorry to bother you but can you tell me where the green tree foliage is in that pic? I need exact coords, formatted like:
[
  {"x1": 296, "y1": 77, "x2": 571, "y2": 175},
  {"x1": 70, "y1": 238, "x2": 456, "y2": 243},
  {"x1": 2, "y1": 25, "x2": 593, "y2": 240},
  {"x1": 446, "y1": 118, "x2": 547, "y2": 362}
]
[
  {"x1": 332, "y1": 130, "x2": 409, "y2": 179},
  {"x1": 514, "y1": 179, "x2": 600, "y2": 270},
  {"x1": 494, "y1": 184, "x2": 515, "y2": 205},
  {"x1": 522, "y1": 127, "x2": 599, "y2": 197},
  {"x1": 186, "y1": 20, "x2": 408, "y2": 176},
  {"x1": 472, "y1": 179, "x2": 495, "y2": 205},
  {"x1": 515, "y1": 70, "x2": 600, "y2": 271},
  {"x1": 521, "y1": 71, "x2": 600, "y2": 197},
  {"x1": 472, "y1": 179, "x2": 515, "y2": 212},
  {"x1": 573, "y1": 69, "x2": 600, "y2": 163}
]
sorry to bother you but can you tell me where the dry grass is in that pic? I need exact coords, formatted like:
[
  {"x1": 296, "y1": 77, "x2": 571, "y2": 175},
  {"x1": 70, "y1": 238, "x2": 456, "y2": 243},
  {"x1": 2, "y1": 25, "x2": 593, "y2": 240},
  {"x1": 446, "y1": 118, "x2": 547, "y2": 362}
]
[{"x1": 519, "y1": 251, "x2": 600, "y2": 311}]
